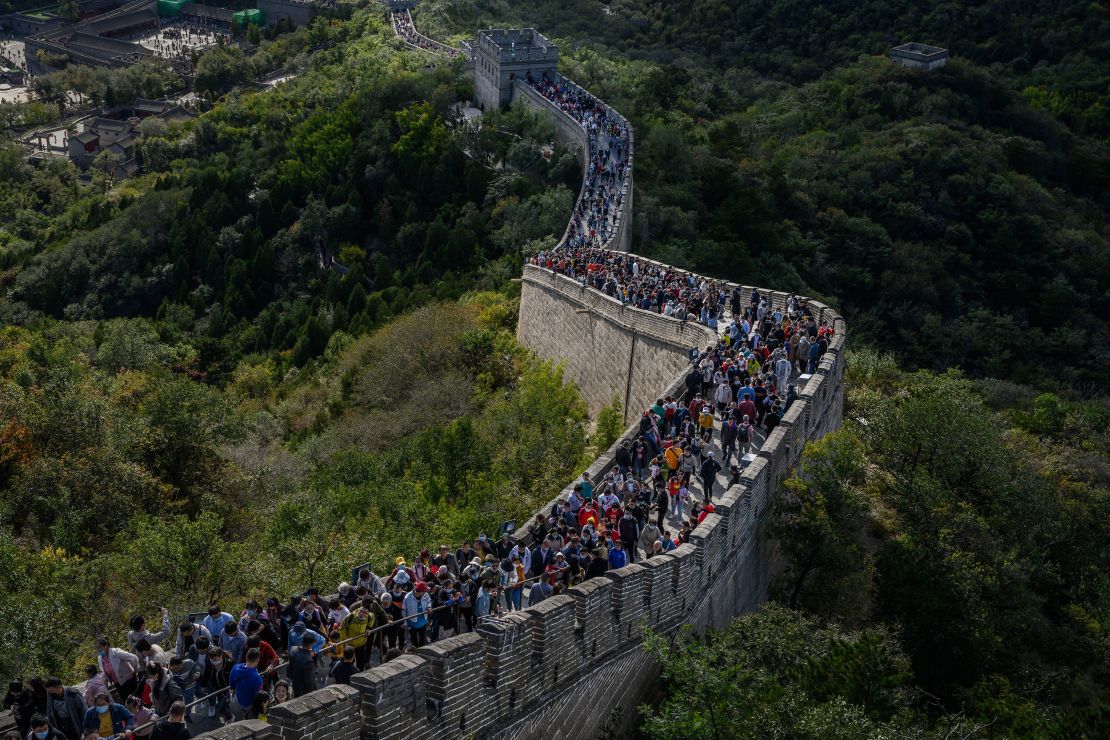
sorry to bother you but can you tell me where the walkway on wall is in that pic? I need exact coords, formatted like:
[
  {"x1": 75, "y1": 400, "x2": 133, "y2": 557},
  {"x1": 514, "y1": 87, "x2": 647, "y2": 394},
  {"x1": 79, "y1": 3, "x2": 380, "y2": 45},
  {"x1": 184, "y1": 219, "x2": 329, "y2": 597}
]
[{"x1": 154, "y1": 11, "x2": 843, "y2": 740}]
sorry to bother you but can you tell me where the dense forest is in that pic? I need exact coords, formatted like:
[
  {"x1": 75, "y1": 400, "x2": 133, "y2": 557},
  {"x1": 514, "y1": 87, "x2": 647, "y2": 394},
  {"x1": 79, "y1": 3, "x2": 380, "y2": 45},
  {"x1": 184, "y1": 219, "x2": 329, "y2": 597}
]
[
  {"x1": 0, "y1": 1, "x2": 1106, "y2": 736},
  {"x1": 422, "y1": 0, "x2": 1110, "y2": 391},
  {"x1": 646, "y1": 356, "x2": 1109, "y2": 737}
]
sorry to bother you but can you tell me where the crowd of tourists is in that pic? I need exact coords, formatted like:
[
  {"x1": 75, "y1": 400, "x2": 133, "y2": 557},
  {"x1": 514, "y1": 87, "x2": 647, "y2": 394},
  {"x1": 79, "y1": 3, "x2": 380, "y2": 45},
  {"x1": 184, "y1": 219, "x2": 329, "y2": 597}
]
[
  {"x1": 1, "y1": 506, "x2": 701, "y2": 740},
  {"x1": 526, "y1": 73, "x2": 631, "y2": 250},
  {"x1": 0, "y1": 20, "x2": 834, "y2": 740},
  {"x1": 391, "y1": 10, "x2": 461, "y2": 57},
  {"x1": 0, "y1": 271, "x2": 831, "y2": 739}
]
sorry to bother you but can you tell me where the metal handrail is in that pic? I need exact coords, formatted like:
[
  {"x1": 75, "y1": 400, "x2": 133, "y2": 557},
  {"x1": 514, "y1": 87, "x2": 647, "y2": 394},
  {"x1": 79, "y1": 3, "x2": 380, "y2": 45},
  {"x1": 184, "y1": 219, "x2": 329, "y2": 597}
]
[{"x1": 116, "y1": 569, "x2": 568, "y2": 736}]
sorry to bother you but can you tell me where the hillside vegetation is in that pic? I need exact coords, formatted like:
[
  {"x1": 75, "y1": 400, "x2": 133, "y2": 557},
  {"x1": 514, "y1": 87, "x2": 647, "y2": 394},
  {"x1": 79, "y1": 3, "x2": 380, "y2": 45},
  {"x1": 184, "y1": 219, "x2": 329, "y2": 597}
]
[
  {"x1": 425, "y1": 0, "x2": 1110, "y2": 390},
  {"x1": 0, "y1": 3, "x2": 1105, "y2": 734}
]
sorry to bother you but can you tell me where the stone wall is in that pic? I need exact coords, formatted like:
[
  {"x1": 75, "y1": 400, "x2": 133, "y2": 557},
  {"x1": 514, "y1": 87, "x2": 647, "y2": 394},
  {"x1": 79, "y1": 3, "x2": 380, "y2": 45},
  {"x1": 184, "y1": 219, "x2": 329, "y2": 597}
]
[
  {"x1": 517, "y1": 263, "x2": 714, "y2": 420},
  {"x1": 511, "y1": 76, "x2": 633, "y2": 253},
  {"x1": 194, "y1": 17, "x2": 845, "y2": 740},
  {"x1": 197, "y1": 269, "x2": 845, "y2": 740}
]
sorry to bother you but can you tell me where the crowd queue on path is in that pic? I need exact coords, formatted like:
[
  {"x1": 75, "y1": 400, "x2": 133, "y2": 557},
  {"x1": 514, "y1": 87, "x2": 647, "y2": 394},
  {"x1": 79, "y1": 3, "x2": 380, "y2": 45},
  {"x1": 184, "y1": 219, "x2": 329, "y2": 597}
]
[
  {"x1": 1, "y1": 28, "x2": 834, "y2": 740},
  {"x1": 1, "y1": 251, "x2": 832, "y2": 739}
]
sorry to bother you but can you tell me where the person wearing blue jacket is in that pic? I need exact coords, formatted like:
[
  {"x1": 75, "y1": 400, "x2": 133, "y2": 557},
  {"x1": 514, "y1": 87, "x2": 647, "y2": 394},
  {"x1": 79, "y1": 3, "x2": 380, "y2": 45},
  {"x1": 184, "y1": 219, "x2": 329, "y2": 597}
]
[
  {"x1": 228, "y1": 648, "x2": 263, "y2": 721},
  {"x1": 203, "y1": 606, "x2": 236, "y2": 645},
  {"x1": 287, "y1": 622, "x2": 326, "y2": 655},
  {"x1": 608, "y1": 539, "x2": 628, "y2": 569},
  {"x1": 402, "y1": 582, "x2": 433, "y2": 648},
  {"x1": 221, "y1": 621, "x2": 246, "y2": 664},
  {"x1": 82, "y1": 693, "x2": 132, "y2": 737}
]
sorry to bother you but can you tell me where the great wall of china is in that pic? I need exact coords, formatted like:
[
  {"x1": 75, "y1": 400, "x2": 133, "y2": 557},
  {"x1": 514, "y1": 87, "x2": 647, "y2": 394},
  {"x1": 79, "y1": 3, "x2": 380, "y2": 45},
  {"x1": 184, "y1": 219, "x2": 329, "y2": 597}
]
[{"x1": 190, "y1": 4, "x2": 846, "y2": 738}]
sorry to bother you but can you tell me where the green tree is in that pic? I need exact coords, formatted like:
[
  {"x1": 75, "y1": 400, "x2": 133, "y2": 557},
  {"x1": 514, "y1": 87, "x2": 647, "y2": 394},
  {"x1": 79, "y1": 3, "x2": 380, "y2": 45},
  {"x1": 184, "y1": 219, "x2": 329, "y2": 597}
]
[{"x1": 770, "y1": 430, "x2": 869, "y2": 617}]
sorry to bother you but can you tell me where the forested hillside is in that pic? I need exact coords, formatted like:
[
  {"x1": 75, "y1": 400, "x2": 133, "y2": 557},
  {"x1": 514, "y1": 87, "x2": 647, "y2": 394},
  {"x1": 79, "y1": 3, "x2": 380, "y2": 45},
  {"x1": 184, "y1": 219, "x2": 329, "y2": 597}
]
[
  {"x1": 424, "y1": 0, "x2": 1110, "y2": 390},
  {"x1": 0, "y1": 2, "x2": 1105, "y2": 734},
  {"x1": 0, "y1": 9, "x2": 596, "y2": 677},
  {"x1": 645, "y1": 355, "x2": 1110, "y2": 737},
  {"x1": 1, "y1": 12, "x2": 578, "y2": 376}
]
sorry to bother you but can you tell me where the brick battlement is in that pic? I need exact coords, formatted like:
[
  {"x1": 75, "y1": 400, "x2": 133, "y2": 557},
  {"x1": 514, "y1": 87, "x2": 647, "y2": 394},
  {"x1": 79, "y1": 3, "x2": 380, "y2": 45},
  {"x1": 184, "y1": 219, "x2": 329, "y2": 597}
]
[{"x1": 193, "y1": 14, "x2": 847, "y2": 740}]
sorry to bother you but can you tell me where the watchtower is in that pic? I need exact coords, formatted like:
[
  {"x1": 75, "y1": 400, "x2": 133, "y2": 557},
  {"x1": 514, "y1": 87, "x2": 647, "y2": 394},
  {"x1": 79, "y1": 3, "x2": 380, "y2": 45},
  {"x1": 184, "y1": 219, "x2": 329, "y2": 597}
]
[
  {"x1": 890, "y1": 42, "x2": 950, "y2": 71},
  {"x1": 473, "y1": 28, "x2": 558, "y2": 111}
]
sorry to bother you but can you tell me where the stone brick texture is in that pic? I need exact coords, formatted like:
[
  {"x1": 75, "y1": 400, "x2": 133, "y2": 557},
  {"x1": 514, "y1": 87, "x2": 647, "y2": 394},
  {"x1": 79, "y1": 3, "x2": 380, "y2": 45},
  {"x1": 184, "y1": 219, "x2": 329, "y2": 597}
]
[{"x1": 195, "y1": 54, "x2": 845, "y2": 740}]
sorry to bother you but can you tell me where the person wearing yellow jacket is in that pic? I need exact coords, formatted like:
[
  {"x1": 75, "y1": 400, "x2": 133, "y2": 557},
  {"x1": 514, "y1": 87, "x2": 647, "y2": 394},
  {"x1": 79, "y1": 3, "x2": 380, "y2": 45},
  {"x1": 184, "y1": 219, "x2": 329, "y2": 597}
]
[{"x1": 338, "y1": 601, "x2": 378, "y2": 670}]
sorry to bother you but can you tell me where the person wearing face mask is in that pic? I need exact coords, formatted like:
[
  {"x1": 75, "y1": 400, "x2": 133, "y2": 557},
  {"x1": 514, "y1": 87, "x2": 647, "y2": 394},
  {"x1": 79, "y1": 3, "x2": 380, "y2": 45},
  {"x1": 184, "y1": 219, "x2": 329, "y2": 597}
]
[
  {"x1": 202, "y1": 607, "x2": 235, "y2": 647},
  {"x1": 42, "y1": 678, "x2": 85, "y2": 740},
  {"x1": 95, "y1": 637, "x2": 141, "y2": 702},
  {"x1": 237, "y1": 601, "x2": 262, "y2": 634},
  {"x1": 27, "y1": 715, "x2": 63, "y2": 740},
  {"x1": 81, "y1": 694, "x2": 131, "y2": 738},
  {"x1": 145, "y1": 664, "x2": 182, "y2": 717},
  {"x1": 221, "y1": 622, "x2": 246, "y2": 665},
  {"x1": 199, "y1": 648, "x2": 231, "y2": 722}
]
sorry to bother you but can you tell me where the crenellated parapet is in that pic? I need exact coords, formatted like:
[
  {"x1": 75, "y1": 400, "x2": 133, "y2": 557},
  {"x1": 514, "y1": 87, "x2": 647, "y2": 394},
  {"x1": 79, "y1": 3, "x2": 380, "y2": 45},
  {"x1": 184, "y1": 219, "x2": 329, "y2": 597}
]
[{"x1": 192, "y1": 13, "x2": 847, "y2": 740}]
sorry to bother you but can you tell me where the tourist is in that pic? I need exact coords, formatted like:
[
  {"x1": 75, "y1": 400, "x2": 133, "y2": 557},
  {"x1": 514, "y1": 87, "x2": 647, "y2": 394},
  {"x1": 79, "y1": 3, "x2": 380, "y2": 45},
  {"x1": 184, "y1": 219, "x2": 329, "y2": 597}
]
[
  {"x1": 123, "y1": 696, "x2": 155, "y2": 738},
  {"x1": 81, "y1": 694, "x2": 131, "y2": 738},
  {"x1": 402, "y1": 582, "x2": 433, "y2": 648},
  {"x1": 199, "y1": 647, "x2": 231, "y2": 722},
  {"x1": 95, "y1": 637, "x2": 141, "y2": 700},
  {"x1": 42, "y1": 678, "x2": 84, "y2": 740},
  {"x1": 228, "y1": 648, "x2": 263, "y2": 721},
  {"x1": 145, "y1": 663, "x2": 182, "y2": 716},
  {"x1": 127, "y1": 609, "x2": 171, "y2": 651},
  {"x1": 149, "y1": 701, "x2": 189, "y2": 740},
  {"x1": 27, "y1": 715, "x2": 63, "y2": 740}
]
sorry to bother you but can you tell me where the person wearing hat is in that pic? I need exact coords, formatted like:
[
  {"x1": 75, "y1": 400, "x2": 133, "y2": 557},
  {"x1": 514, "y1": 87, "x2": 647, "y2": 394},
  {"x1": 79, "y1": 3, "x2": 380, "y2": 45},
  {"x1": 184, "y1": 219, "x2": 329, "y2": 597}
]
[
  {"x1": 387, "y1": 557, "x2": 414, "y2": 591},
  {"x1": 287, "y1": 621, "x2": 325, "y2": 657},
  {"x1": 402, "y1": 582, "x2": 433, "y2": 647},
  {"x1": 699, "y1": 450, "x2": 721, "y2": 504}
]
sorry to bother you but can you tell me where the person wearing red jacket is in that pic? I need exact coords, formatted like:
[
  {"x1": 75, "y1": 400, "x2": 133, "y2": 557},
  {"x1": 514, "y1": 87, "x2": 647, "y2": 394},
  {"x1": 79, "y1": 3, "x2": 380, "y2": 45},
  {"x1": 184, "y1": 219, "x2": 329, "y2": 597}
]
[{"x1": 578, "y1": 501, "x2": 600, "y2": 528}]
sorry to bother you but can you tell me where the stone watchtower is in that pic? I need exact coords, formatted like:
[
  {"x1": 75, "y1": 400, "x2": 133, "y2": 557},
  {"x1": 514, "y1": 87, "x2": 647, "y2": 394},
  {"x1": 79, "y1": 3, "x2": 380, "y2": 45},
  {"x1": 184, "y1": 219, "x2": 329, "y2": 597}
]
[
  {"x1": 890, "y1": 42, "x2": 950, "y2": 71},
  {"x1": 473, "y1": 28, "x2": 558, "y2": 111}
]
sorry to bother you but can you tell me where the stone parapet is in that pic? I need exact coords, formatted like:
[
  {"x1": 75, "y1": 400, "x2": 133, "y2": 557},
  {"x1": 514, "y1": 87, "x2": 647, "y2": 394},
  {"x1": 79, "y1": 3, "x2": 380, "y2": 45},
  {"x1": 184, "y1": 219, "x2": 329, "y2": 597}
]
[{"x1": 200, "y1": 14, "x2": 846, "y2": 740}]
